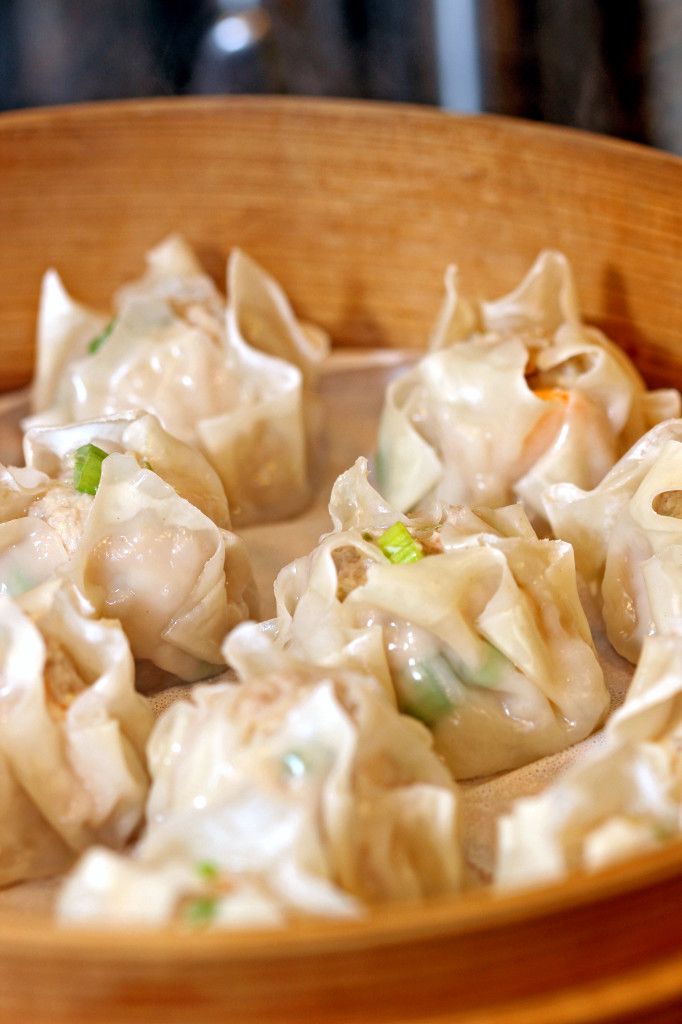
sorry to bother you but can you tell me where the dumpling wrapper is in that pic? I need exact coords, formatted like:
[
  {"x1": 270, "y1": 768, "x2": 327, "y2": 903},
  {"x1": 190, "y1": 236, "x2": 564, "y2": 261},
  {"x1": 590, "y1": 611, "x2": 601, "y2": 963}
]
[
  {"x1": 68, "y1": 453, "x2": 258, "y2": 681},
  {"x1": 0, "y1": 463, "x2": 52, "y2": 522},
  {"x1": 269, "y1": 458, "x2": 608, "y2": 779},
  {"x1": 58, "y1": 626, "x2": 460, "y2": 927},
  {"x1": 228, "y1": 247, "x2": 328, "y2": 385},
  {"x1": 496, "y1": 634, "x2": 682, "y2": 888},
  {"x1": 377, "y1": 250, "x2": 679, "y2": 519},
  {"x1": 0, "y1": 581, "x2": 152, "y2": 886},
  {"x1": 544, "y1": 423, "x2": 682, "y2": 662},
  {"x1": 0, "y1": 517, "x2": 69, "y2": 598},
  {"x1": 31, "y1": 270, "x2": 109, "y2": 413},
  {"x1": 28, "y1": 236, "x2": 329, "y2": 525},
  {"x1": 0, "y1": 464, "x2": 70, "y2": 597}
]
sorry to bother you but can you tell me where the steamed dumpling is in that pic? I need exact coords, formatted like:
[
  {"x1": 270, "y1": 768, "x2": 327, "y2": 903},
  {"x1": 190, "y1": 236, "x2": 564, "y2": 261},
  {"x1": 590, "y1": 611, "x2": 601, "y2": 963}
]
[
  {"x1": 496, "y1": 634, "x2": 682, "y2": 887},
  {"x1": 23, "y1": 411, "x2": 232, "y2": 530},
  {"x1": 0, "y1": 440, "x2": 257, "y2": 682},
  {"x1": 70, "y1": 453, "x2": 257, "y2": 680},
  {"x1": 28, "y1": 235, "x2": 329, "y2": 524},
  {"x1": 58, "y1": 626, "x2": 460, "y2": 926},
  {"x1": 268, "y1": 458, "x2": 608, "y2": 779},
  {"x1": 377, "y1": 251, "x2": 679, "y2": 520},
  {"x1": 0, "y1": 581, "x2": 152, "y2": 886},
  {"x1": 544, "y1": 421, "x2": 682, "y2": 662}
]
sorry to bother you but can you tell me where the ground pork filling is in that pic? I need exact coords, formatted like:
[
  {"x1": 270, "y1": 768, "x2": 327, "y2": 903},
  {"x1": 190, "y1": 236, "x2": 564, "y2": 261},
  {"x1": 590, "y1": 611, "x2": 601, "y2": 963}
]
[
  {"x1": 28, "y1": 486, "x2": 92, "y2": 554},
  {"x1": 332, "y1": 545, "x2": 372, "y2": 602},
  {"x1": 43, "y1": 634, "x2": 87, "y2": 719},
  {"x1": 653, "y1": 490, "x2": 682, "y2": 519}
]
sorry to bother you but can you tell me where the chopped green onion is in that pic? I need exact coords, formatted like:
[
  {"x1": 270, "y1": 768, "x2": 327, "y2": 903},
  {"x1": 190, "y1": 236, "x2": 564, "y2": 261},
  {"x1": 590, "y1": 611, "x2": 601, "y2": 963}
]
[
  {"x1": 463, "y1": 642, "x2": 509, "y2": 688},
  {"x1": 4, "y1": 567, "x2": 34, "y2": 596},
  {"x1": 87, "y1": 319, "x2": 116, "y2": 355},
  {"x1": 185, "y1": 896, "x2": 218, "y2": 926},
  {"x1": 377, "y1": 522, "x2": 424, "y2": 564},
  {"x1": 73, "y1": 443, "x2": 108, "y2": 495},
  {"x1": 282, "y1": 750, "x2": 308, "y2": 779},
  {"x1": 195, "y1": 860, "x2": 219, "y2": 882},
  {"x1": 397, "y1": 655, "x2": 454, "y2": 726}
]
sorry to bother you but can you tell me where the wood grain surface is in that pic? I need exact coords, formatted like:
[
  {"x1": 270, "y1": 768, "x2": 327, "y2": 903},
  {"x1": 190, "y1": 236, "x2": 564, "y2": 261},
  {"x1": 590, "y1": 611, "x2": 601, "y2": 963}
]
[
  {"x1": 0, "y1": 97, "x2": 681, "y2": 1024},
  {"x1": 0, "y1": 97, "x2": 680, "y2": 391}
]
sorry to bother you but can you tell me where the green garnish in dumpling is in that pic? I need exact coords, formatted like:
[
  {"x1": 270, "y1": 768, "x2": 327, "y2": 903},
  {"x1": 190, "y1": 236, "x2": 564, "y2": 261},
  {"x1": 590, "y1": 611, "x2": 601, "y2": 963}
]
[
  {"x1": 87, "y1": 318, "x2": 116, "y2": 355},
  {"x1": 377, "y1": 521, "x2": 424, "y2": 564},
  {"x1": 73, "y1": 443, "x2": 108, "y2": 495}
]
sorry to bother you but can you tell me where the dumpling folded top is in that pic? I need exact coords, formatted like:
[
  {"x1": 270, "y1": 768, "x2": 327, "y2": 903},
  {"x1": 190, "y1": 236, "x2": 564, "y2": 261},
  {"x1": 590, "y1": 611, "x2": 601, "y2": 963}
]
[
  {"x1": 496, "y1": 633, "x2": 682, "y2": 888},
  {"x1": 268, "y1": 458, "x2": 608, "y2": 779},
  {"x1": 57, "y1": 625, "x2": 461, "y2": 927},
  {"x1": 0, "y1": 414, "x2": 258, "y2": 682},
  {"x1": 0, "y1": 580, "x2": 152, "y2": 887},
  {"x1": 376, "y1": 250, "x2": 679, "y2": 521},
  {"x1": 28, "y1": 235, "x2": 329, "y2": 525},
  {"x1": 544, "y1": 420, "x2": 682, "y2": 663}
]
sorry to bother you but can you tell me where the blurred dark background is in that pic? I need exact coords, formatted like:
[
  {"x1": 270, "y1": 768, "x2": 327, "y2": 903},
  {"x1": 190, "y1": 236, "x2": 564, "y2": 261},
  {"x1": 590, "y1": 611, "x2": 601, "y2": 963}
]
[{"x1": 1, "y1": 0, "x2": 680, "y2": 153}]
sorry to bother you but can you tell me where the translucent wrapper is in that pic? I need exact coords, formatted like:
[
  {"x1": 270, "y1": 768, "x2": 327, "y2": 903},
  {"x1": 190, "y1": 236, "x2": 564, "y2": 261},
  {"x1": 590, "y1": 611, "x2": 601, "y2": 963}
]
[
  {"x1": 69, "y1": 453, "x2": 258, "y2": 681},
  {"x1": 269, "y1": 458, "x2": 608, "y2": 779},
  {"x1": 0, "y1": 449, "x2": 258, "y2": 683},
  {"x1": 28, "y1": 236, "x2": 329, "y2": 525},
  {"x1": 544, "y1": 422, "x2": 682, "y2": 663},
  {"x1": 0, "y1": 581, "x2": 152, "y2": 887},
  {"x1": 58, "y1": 625, "x2": 460, "y2": 927},
  {"x1": 496, "y1": 634, "x2": 682, "y2": 887},
  {"x1": 23, "y1": 411, "x2": 232, "y2": 530},
  {"x1": 377, "y1": 251, "x2": 679, "y2": 520}
]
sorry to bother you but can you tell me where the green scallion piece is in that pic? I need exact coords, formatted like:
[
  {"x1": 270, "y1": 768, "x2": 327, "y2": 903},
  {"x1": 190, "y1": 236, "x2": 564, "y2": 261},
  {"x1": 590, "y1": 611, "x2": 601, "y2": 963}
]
[
  {"x1": 185, "y1": 896, "x2": 218, "y2": 926},
  {"x1": 87, "y1": 319, "x2": 115, "y2": 355},
  {"x1": 397, "y1": 656, "x2": 455, "y2": 726},
  {"x1": 5, "y1": 567, "x2": 34, "y2": 597},
  {"x1": 195, "y1": 860, "x2": 219, "y2": 882},
  {"x1": 377, "y1": 522, "x2": 424, "y2": 564},
  {"x1": 73, "y1": 443, "x2": 108, "y2": 495},
  {"x1": 282, "y1": 750, "x2": 308, "y2": 779}
]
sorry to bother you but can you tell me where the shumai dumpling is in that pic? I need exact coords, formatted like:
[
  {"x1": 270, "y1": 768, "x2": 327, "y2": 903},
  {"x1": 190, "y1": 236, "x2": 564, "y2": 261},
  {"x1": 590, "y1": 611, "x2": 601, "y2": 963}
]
[
  {"x1": 23, "y1": 410, "x2": 232, "y2": 529},
  {"x1": 28, "y1": 235, "x2": 329, "y2": 524},
  {"x1": 544, "y1": 420, "x2": 682, "y2": 663},
  {"x1": 58, "y1": 625, "x2": 461, "y2": 927},
  {"x1": 0, "y1": 581, "x2": 152, "y2": 886},
  {"x1": 496, "y1": 634, "x2": 682, "y2": 888},
  {"x1": 376, "y1": 250, "x2": 679, "y2": 521},
  {"x1": 269, "y1": 458, "x2": 608, "y2": 779},
  {"x1": 0, "y1": 426, "x2": 257, "y2": 682}
]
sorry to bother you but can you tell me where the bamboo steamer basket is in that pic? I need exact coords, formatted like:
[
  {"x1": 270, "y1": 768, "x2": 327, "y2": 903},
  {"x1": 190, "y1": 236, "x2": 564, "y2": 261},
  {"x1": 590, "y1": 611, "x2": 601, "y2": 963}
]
[{"x1": 0, "y1": 97, "x2": 681, "y2": 1024}]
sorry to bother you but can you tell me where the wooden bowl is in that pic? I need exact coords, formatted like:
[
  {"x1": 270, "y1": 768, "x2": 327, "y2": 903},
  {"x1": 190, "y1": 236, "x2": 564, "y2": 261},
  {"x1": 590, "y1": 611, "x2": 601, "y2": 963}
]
[{"x1": 1, "y1": 97, "x2": 682, "y2": 1024}]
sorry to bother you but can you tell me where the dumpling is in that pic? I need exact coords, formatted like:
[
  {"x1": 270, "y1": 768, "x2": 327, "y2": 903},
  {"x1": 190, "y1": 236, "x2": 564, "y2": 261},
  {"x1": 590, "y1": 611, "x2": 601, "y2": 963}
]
[
  {"x1": 0, "y1": 464, "x2": 71, "y2": 595},
  {"x1": 0, "y1": 581, "x2": 152, "y2": 886},
  {"x1": 496, "y1": 634, "x2": 682, "y2": 887},
  {"x1": 70, "y1": 453, "x2": 257, "y2": 680},
  {"x1": 0, "y1": 441, "x2": 257, "y2": 682},
  {"x1": 377, "y1": 251, "x2": 679, "y2": 520},
  {"x1": 23, "y1": 411, "x2": 232, "y2": 529},
  {"x1": 58, "y1": 625, "x2": 460, "y2": 926},
  {"x1": 28, "y1": 235, "x2": 329, "y2": 524},
  {"x1": 544, "y1": 420, "x2": 682, "y2": 662},
  {"x1": 269, "y1": 458, "x2": 608, "y2": 779}
]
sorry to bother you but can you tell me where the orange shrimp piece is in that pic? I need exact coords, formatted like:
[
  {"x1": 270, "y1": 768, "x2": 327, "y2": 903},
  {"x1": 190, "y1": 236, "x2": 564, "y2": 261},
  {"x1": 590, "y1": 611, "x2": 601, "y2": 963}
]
[{"x1": 532, "y1": 387, "x2": 571, "y2": 405}]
